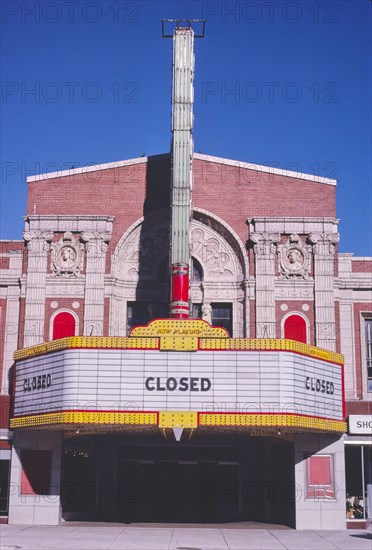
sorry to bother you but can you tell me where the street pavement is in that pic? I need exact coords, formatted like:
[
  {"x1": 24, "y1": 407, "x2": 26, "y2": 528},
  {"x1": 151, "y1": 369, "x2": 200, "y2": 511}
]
[
  {"x1": 1, "y1": 523, "x2": 371, "y2": 550},
  {"x1": 0, "y1": 523, "x2": 372, "y2": 550}
]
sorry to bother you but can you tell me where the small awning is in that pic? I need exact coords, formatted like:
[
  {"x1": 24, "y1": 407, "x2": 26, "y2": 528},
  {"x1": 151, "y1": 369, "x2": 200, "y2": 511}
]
[{"x1": 344, "y1": 435, "x2": 372, "y2": 445}]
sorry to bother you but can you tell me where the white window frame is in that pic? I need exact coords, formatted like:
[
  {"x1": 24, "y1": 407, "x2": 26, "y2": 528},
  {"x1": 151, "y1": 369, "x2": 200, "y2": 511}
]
[{"x1": 360, "y1": 312, "x2": 372, "y2": 399}]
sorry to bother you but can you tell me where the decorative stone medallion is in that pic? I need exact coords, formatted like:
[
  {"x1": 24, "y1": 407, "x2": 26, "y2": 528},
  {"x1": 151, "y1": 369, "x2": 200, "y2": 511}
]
[
  {"x1": 51, "y1": 232, "x2": 84, "y2": 277},
  {"x1": 278, "y1": 234, "x2": 311, "y2": 279}
]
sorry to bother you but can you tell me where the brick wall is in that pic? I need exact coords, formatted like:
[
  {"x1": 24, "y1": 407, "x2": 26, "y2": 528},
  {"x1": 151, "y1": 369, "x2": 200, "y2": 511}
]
[
  {"x1": 352, "y1": 260, "x2": 372, "y2": 273},
  {"x1": 193, "y1": 158, "x2": 336, "y2": 246},
  {"x1": 27, "y1": 156, "x2": 336, "y2": 269},
  {"x1": 0, "y1": 242, "x2": 24, "y2": 254},
  {"x1": 27, "y1": 157, "x2": 171, "y2": 270}
]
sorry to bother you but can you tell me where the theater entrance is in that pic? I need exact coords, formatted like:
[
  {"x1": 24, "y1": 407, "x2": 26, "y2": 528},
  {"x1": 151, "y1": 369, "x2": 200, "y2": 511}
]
[
  {"x1": 116, "y1": 459, "x2": 239, "y2": 523},
  {"x1": 61, "y1": 433, "x2": 295, "y2": 527}
]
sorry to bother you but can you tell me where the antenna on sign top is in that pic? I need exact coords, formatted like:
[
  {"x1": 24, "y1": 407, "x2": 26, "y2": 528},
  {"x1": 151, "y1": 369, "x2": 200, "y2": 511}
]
[{"x1": 162, "y1": 19, "x2": 205, "y2": 38}]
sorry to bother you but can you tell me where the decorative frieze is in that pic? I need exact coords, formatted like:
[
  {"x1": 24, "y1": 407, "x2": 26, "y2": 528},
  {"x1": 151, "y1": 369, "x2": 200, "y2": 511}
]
[
  {"x1": 275, "y1": 280, "x2": 314, "y2": 299},
  {"x1": 46, "y1": 281, "x2": 85, "y2": 296}
]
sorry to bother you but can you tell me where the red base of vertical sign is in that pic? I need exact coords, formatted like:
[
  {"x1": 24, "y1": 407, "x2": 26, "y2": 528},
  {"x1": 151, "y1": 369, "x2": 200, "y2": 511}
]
[{"x1": 170, "y1": 264, "x2": 189, "y2": 318}]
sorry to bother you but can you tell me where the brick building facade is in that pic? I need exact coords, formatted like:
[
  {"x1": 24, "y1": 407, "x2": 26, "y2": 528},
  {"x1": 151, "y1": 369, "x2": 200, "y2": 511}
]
[
  {"x1": 0, "y1": 24, "x2": 371, "y2": 529},
  {"x1": 0, "y1": 152, "x2": 371, "y2": 528}
]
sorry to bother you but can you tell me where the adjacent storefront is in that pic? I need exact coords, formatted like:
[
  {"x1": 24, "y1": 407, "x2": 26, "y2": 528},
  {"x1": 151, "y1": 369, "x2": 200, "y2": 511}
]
[{"x1": 345, "y1": 415, "x2": 372, "y2": 526}]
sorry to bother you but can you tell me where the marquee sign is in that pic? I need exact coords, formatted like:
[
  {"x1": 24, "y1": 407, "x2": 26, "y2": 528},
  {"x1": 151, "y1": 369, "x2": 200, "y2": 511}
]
[
  {"x1": 10, "y1": 320, "x2": 346, "y2": 432},
  {"x1": 11, "y1": 353, "x2": 345, "y2": 433}
]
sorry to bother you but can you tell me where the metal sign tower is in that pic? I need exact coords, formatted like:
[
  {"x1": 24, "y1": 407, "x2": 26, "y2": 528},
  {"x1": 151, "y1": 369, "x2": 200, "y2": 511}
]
[{"x1": 163, "y1": 20, "x2": 205, "y2": 318}]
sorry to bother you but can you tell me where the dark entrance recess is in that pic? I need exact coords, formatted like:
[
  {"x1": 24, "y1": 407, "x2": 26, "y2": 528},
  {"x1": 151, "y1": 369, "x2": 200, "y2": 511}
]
[
  {"x1": 116, "y1": 445, "x2": 239, "y2": 523},
  {"x1": 60, "y1": 434, "x2": 295, "y2": 527}
]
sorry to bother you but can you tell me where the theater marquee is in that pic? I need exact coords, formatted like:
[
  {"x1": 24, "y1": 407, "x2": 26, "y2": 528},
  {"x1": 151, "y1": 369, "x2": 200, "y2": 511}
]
[{"x1": 10, "y1": 319, "x2": 346, "y2": 433}]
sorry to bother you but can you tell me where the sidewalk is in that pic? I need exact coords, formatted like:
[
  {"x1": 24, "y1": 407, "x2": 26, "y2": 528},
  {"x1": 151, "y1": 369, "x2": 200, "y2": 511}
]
[{"x1": 1, "y1": 523, "x2": 371, "y2": 550}]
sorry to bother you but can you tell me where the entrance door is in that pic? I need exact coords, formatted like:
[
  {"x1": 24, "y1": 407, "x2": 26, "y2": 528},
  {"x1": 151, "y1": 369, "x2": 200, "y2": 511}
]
[{"x1": 116, "y1": 458, "x2": 239, "y2": 523}]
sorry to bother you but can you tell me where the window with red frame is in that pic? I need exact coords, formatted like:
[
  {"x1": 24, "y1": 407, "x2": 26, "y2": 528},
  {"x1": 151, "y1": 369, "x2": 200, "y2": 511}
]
[
  {"x1": 52, "y1": 311, "x2": 76, "y2": 340},
  {"x1": 284, "y1": 314, "x2": 307, "y2": 343},
  {"x1": 306, "y1": 455, "x2": 335, "y2": 499}
]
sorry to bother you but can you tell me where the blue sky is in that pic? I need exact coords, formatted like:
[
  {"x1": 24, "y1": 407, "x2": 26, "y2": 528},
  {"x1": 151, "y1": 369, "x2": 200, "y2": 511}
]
[{"x1": 1, "y1": 0, "x2": 371, "y2": 255}]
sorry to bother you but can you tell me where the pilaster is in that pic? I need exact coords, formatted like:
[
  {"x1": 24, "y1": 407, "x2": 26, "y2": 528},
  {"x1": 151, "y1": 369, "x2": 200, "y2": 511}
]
[
  {"x1": 309, "y1": 233, "x2": 339, "y2": 351},
  {"x1": 81, "y1": 231, "x2": 111, "y2": 336},
  {"x1": 23, "y1": 231, "x2": 52, "y2": 347},
  {"x1": 250, "y1": 233, "x2": 280, "y2": 338}
]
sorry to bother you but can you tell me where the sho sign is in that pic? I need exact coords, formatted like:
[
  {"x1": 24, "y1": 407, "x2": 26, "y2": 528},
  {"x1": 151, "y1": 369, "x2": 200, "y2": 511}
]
[{"x1": 348, "y1": 415, "x2": 372, "y2": 435}]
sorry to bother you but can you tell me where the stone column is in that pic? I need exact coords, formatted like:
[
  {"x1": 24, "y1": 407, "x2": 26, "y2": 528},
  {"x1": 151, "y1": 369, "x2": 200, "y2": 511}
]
[
  {"x1": 81, "y1": 231, "x2": 111, "y2": 336},
  {"x1": 309, "y1": 233, "x2": 339, "y2": 351},
  {"x1": 23, "y1": 231, "x2": 53, "y2": 348},
  {"x1": 250, "y1": 233, "x2": 279, "y2": 338}
]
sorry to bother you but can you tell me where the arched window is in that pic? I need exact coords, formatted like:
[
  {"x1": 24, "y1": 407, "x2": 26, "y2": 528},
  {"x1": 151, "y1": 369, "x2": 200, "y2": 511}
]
[
  {"x1": 284, "y1": 314, "x2": 307, "y2": 344},
  {"x1": 52, "y1": 311, "x2": 76, "y2": 340},
  {"x1": 191, "y1": 258, "x2": 203, "y2": 282}
]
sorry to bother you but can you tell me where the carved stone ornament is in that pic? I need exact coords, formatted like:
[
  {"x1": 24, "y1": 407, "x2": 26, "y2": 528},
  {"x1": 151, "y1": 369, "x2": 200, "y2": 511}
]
[
  {"x1": 81, "y1": 231, "x2": 111, "y2": 254},
  {"x1": 277, "y1": 234, "x2": 311, "y2": 279},
  {"x1": 309, "y1": 232, "x2": 339, "y2": 257},
  {"x1": 24, "y1": 230, "x2": 53, "y2": 252},
  {"x1": 112, "y1": 215, "x2": 244, "y2": 283},
  {"x1": 51, "y1": 232, "x2": 84, "y2": 277},
  {"x1": 249, "y1": 233, "x2": 280, "y2": 256},
  {"x1": 201, "y1": 302, "x2": 212, "y2": 323}
]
